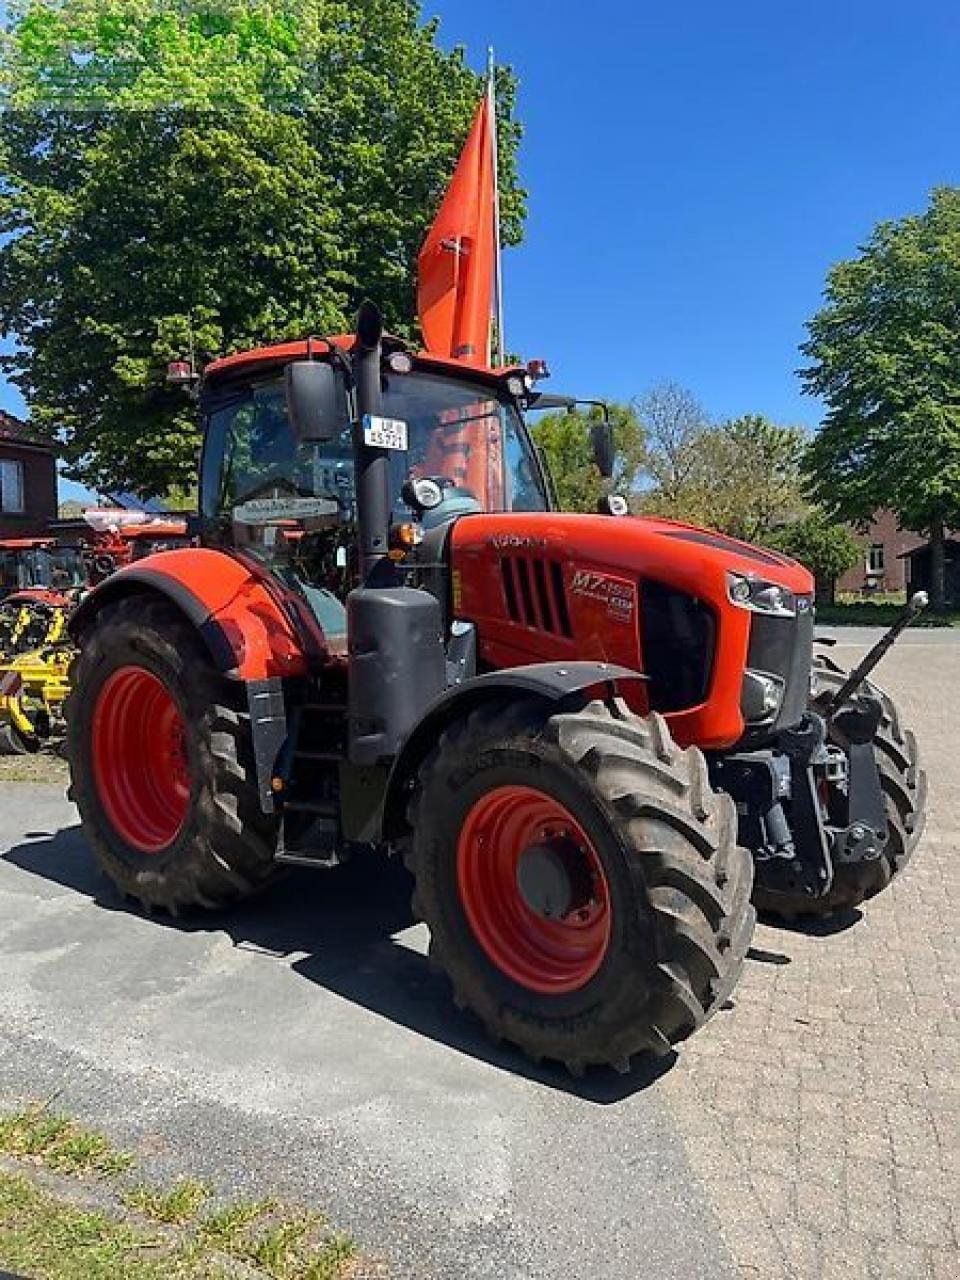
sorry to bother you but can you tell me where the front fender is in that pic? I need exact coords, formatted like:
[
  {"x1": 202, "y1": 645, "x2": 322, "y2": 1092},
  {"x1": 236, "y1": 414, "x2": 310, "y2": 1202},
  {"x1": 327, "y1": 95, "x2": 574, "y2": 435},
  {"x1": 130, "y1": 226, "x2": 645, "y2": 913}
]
[
  {"x1": 70, "y1": 548, "x2": 312, "y2": 681},
  {"x1": 377, "y1": 661, "x2": 648, "y2": 841}
]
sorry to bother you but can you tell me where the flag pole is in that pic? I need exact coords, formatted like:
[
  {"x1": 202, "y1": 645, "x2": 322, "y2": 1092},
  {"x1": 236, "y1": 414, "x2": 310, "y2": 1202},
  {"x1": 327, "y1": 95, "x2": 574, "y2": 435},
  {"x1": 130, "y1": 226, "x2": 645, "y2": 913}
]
[{"x1": 487, "y1": 46, "x2": 505, "y2": 367}]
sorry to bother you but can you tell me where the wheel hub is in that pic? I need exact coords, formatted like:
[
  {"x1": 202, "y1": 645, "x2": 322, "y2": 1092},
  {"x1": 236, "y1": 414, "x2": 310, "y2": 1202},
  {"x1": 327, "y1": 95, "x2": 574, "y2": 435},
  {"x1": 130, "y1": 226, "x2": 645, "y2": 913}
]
[
  {"x1": 516, "y1": 843, "x2": 574, "y2": 919},
  {"x1": 457, "y1": 785, "x2": 611, "y2": 994}
]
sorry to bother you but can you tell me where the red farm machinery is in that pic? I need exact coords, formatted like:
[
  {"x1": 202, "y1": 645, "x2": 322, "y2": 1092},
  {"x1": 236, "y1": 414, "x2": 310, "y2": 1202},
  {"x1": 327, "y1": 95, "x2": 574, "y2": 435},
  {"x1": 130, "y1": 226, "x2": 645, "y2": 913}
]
[
  {"x1": 0, "y1": 516, "x2": 188, "y2": 755},
  {"x1": 65, "y1": 303, "x2": 926, "y2": 1073}
]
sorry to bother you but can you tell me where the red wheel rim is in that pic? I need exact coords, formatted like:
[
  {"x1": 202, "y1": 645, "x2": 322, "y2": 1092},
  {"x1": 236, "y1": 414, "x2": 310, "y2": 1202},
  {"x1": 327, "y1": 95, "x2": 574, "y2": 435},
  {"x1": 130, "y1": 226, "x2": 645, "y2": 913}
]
[
  {"x1": 91, "y1": 666, "x2": 190, "y2": 854},
  {"x1": 457, "y1": 785, "x2": 611, "y2": 995}
]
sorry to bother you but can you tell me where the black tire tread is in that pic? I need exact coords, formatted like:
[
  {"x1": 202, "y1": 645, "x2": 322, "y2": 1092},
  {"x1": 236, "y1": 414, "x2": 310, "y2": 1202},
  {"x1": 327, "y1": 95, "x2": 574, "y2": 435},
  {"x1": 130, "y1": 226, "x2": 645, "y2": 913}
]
[
  {"x1": 405, "y1": 696, "x2": 755, "y2": 1073},
  {"x1": 0, "y1": 719, "x2": 36, "y2": 756},
  {"x1": 65, "y1": 595, "x2": 278, "y2": 911}
]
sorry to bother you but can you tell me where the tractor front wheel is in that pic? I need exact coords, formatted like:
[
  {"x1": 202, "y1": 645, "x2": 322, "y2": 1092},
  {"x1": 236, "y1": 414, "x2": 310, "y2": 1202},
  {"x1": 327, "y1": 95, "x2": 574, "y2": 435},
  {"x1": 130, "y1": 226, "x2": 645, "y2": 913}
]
[
  {"x1": 66, "y1": 596, "x2": 279, "y2": 912},
  {"x1": 406, "y1": 697, "x2": 755, "y2": 1074}
]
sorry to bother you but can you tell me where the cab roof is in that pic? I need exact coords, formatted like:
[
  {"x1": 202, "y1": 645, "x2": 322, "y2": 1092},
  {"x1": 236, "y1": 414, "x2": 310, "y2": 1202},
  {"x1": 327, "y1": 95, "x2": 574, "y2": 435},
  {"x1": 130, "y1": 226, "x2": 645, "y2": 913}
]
[{"x1": 204, "y1": 335, "x2": 521, "y2": 386}]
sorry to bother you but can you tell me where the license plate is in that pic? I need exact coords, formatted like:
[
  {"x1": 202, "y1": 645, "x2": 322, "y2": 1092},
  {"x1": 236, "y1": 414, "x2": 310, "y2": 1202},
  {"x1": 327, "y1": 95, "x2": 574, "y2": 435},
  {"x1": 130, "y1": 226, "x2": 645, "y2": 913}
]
[{"x1": 362, "y1": 414, "x2": 408, "y2": 451}]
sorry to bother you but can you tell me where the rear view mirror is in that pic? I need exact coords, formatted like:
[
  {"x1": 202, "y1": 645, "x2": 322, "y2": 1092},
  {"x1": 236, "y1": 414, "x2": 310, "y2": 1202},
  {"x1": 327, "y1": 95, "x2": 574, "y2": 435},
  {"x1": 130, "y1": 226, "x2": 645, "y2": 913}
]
[
  {"x1": 590, "y1": 420, "x2": 615, "y2": 479},
  {"x1": 285, "y1": 360, "x2": 344, "y2": 442}
]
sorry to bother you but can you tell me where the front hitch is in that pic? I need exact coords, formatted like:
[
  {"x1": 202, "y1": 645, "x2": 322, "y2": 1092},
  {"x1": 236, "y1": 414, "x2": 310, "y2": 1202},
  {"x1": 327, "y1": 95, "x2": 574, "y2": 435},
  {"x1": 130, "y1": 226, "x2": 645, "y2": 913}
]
[{"x1": 821, "y1": 591, "x2": 928, "y2": 717}]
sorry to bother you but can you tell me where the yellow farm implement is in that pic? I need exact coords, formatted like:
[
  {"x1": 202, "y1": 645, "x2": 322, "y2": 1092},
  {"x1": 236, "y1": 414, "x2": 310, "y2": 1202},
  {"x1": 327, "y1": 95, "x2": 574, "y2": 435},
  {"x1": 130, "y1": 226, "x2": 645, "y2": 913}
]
[{"x1": 0, "y1": 597, "x2": 74, "y2": 755}]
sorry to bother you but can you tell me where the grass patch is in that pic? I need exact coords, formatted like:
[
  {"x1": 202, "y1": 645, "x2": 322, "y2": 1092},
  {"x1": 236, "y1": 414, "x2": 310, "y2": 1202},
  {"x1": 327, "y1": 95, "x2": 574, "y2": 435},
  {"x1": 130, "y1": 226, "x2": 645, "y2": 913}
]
[
  {"x1": 0, "y1": 1105, "x2": 360, "y2": 1280},
  {"x1": 0, "y1": 1170, "x2": 168, "y2": 1279},
  {"x1": 817, "y1": 599, "x2": 959, "y2": 627},
  {"x1": 122, "y1": 1177, "x2": 212, "y2": 1223},
  {"x1": 0, "y1": 1105, "x2": 133, "y2": 1178},
  {"x1": 193, "y1": 1199, "x2": 356, "y2": 1279}
]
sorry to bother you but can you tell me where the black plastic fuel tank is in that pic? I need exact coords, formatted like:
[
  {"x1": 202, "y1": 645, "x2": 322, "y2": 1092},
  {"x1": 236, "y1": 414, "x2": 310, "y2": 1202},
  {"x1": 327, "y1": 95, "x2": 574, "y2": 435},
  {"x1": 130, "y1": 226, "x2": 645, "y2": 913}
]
[{"x1": 347, "y1": 587, "x2": 446, "y2": 765}]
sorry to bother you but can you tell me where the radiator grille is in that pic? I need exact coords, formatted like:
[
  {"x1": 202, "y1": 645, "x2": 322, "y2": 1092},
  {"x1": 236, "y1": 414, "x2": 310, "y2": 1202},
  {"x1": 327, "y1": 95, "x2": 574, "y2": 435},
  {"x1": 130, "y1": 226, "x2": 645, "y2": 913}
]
[{"x1": 500, "y1": 557, "x2": 573, "y2": 637}]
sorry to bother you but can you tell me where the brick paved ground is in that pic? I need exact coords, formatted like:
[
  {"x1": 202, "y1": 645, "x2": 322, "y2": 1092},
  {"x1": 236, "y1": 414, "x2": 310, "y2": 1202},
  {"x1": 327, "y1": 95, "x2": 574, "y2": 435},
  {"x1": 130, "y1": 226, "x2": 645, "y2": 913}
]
[{"x1": 662, "y1": 634, "x2": 960, "y2": 1279}]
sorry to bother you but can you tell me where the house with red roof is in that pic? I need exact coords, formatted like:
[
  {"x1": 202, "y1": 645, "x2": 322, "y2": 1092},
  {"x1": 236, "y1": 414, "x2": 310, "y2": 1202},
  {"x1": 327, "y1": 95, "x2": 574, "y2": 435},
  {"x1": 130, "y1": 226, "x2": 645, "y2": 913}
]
[{"x1": 0, "y1": 410, "x2": 57, "y2": 538}]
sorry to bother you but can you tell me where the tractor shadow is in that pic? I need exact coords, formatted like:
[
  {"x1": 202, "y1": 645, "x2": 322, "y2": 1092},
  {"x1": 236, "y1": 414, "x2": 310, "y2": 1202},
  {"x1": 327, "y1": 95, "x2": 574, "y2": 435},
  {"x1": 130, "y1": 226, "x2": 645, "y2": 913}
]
[
  {"x1": 4, "y1": 823, "x2": 677, "y2": 1104},
  {"x1": 756, "y1": 906, "x2": 864, "y2": 937}
]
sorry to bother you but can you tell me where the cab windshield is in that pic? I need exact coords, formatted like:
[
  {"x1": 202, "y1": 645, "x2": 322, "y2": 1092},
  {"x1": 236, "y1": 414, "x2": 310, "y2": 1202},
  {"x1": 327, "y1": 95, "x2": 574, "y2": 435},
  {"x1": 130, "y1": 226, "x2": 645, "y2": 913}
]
[{"x1": 201, "y1": 369, "x2": 549, "y2": 529}]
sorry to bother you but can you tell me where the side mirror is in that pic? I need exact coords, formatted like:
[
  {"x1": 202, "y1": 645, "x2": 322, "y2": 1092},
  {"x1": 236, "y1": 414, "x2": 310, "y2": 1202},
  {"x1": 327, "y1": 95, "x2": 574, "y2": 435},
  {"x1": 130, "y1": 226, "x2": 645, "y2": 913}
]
[
  {"x1": 590, "y1": 419, "x2": 616, "y2": 479},
  {"x1": 285, "y1": 360, "x2": 344, "y2": 442}
]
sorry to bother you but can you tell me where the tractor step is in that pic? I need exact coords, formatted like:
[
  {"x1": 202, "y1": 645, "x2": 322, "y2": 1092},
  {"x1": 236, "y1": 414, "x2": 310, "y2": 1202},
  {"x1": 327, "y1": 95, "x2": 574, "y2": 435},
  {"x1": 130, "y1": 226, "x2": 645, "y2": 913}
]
[
  {"x1": 275, "y1": 848, "x2": 343, "y2": 868},
  {"x1": 282, "y1": 798, "x2": 339, "y2": 816},
  {"x1": 276, "y1": 810, "x2": 345, "y2": 869}
]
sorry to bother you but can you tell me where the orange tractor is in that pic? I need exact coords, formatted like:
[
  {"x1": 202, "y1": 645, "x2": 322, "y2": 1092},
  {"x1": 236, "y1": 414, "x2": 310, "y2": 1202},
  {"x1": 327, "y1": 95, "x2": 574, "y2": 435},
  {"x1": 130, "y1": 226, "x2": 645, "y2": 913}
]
[{"x1": 66, "y1": 304, "x2": 926, "y2": 1072}]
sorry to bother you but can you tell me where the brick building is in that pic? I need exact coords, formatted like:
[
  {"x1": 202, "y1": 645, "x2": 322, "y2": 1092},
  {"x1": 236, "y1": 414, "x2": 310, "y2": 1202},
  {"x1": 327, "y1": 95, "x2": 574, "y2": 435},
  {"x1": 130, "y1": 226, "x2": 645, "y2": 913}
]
[
  {"x1": 835, "y1": 510, "x2": 925, "y2": 595},
  {"x1": 0, "y1": 410, "x2": 58, "y2": 538}
]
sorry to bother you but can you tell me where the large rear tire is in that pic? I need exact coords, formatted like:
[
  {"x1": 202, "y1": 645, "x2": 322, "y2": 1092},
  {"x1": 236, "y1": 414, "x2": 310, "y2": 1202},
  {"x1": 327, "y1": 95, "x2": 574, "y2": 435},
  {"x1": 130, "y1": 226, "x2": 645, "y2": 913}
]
[
  {"x1": 66, "y1": 596, "x2": 279, "y2": 912},
  {"x1": 753, "y1": 654, "x2": 926, "y2": 919},
  {"x1": 405, "y1": 696, "x2": 755, "y2": 1074}
]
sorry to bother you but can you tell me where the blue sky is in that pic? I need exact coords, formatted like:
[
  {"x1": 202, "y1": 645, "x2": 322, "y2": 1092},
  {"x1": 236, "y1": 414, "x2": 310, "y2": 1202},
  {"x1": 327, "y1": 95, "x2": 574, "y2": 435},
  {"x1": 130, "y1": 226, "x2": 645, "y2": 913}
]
[
  {"x1": 434, "y1": 0, "x2": 959, "y2": 421},
  {"x1": 2, "y1": 0, "x2": 958, "y2": 501}
]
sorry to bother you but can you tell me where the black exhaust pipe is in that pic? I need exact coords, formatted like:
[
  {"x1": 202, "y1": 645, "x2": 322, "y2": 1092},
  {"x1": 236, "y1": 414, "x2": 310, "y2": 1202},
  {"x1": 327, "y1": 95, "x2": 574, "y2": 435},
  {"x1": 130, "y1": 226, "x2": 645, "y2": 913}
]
[{"x1": 352, "y1": 300, "x2": 393, "y2": 585}]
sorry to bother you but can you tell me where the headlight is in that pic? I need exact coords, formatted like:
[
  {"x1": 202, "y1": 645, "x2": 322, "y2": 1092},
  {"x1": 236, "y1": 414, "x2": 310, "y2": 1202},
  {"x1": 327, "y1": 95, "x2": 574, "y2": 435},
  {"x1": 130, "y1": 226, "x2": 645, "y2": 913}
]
[
  {"x1": 727, "y1": 572, "x2": 796, "y2": 617},
  {"x1": 741, "y1": 669, "x2": 785, "y2": 722}
]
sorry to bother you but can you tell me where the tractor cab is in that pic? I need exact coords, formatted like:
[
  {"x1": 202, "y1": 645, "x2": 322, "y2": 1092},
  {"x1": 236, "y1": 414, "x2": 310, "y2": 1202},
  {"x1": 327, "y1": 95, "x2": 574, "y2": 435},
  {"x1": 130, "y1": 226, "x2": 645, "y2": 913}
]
[
  {"x1": 198, "y1": 337, "x2": 557, "y2": 645},
  {"x1": 0, "y1": 539, "x2": 86, "y2": 603}
]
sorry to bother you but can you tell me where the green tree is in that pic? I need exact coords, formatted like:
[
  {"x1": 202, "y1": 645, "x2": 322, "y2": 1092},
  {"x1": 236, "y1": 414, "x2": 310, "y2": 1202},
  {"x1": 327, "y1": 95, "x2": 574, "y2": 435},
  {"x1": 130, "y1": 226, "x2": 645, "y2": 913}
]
[
  {"x1": 641, "y1": 411, "x2": 809, "y2": 542},
  {"x1": 767, "y1": 509, "x2": 860, "y2": 603},
  {"x1": 0, "y1": 0, "x2": 525, "y2": 496},
  {"x1": 529, "y1": 402, "x2": 646, "y2": 513},
  {"x1": 636, "y1": 380, "x2": 710, "y2": 513},
  {"x1": 801, "y1": 187, "x2": 960, "y2": 609},
  {"x1": 696, "y1": 415, "x2": 808, "y2": 543}
]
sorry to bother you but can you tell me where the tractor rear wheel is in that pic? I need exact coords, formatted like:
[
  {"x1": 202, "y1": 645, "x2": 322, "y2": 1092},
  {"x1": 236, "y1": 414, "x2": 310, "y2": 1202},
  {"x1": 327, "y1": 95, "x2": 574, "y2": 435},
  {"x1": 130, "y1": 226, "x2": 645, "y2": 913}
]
[
  {"x1": 66, "y1": 596, "x2": 279, "y2": 912},
  {"x1": 753, "y1": 654, "x2": 926, "y2": 919},
  {"x1": 405, "y1": 697, "x2": 755, "y2": 1074}
]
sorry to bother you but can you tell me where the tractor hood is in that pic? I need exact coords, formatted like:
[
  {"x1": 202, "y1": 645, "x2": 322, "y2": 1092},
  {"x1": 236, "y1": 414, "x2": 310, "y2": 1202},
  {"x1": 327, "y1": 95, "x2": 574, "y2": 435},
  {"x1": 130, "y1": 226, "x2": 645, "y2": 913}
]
[
  {"x1": 450, "y1": 512, "x2": 815, "y2": 750},
  {"x1": 452, "y1": 511, "x2": 813, "y2": 602}
]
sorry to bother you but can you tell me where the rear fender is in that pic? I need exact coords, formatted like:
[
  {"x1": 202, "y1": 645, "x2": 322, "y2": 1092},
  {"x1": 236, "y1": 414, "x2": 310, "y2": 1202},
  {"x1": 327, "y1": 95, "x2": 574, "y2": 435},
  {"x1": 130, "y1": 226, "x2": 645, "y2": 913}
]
[
  {"x1": 69, "y1": 547, "x2": 313, "y2": 681},
  {"x1": 377, "y1": 661, "x2": 647, "y2": 842}
]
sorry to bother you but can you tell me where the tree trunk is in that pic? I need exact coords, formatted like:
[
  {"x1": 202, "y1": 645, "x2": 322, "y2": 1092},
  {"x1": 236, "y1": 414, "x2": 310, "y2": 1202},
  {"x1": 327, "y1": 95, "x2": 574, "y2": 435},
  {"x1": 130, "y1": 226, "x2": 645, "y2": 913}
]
[
  {"x1": 815, "y1": 575, "x2": 835, "y2": 606},
  {"x1": 929, "y1": 518, "x2": 946, "y2": 611}
]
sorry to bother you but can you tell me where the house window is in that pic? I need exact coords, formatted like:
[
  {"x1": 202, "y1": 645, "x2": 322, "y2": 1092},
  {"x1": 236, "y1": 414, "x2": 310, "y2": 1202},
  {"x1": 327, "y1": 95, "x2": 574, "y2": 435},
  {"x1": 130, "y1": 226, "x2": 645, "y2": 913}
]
[
  {"x1": 867, "y1": 543, "x2": 885, "y2": 574},
  {"x1": 0, "y1": 459, "x2": 25, "y2": 514}
]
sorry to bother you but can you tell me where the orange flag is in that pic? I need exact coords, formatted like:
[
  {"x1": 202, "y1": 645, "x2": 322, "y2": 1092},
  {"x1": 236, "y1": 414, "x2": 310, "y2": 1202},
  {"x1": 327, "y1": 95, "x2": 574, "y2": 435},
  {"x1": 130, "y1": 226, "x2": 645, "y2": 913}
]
[{"x1": 417, "y1": 95, "x2": 496, "y2": 364}]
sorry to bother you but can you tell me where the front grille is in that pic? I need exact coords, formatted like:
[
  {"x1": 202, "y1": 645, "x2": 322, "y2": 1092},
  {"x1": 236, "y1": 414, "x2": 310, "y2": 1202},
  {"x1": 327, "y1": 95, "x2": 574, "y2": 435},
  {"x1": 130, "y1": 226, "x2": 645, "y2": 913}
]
[
  {"x1": 745, "y1": 602, "x2": 814, "y2": 732},
  {"x1": 500, "y1": 556, "x2": 572, "y2": 637},
  {"x1": 640, "y1": 581, "x2": 716, "y2": 712}
]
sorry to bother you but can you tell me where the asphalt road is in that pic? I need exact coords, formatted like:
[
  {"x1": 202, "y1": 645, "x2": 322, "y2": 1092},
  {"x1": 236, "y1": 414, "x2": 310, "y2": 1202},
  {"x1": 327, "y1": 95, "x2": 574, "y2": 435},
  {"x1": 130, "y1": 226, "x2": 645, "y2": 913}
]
[
  {"x1": 1, "y1": 625, "x2": 956, "y2": 1279},
  {"x1": 0, "y1": 790, "x2": 733, "y2": 1279}
]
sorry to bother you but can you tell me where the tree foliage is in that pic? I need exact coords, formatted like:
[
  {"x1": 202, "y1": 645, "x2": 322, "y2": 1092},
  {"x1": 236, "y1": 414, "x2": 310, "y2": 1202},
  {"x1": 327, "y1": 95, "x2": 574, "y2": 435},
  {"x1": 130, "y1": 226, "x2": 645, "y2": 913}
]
[
  {"x1": 801, "y1": 187, "x2": 960, "y2": 606},
  {"x1": 641, "y1": 408, "x2": 809, "y2": 541},
  {"x1": 635, "y1": 381, "x2": 710, "y2": 513},
  {"x1": 697, "y1": 416, "x2": 808, "y2": 543},
  {"x1": 766, "y1": 509, "x2": 860, "y2": 601},
  {"x1": 0, "y1": 0, "x2": 526, "y2": 495},
  {"x1": 529, "y1": 402, "x2": 646, "y2": 513}
]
